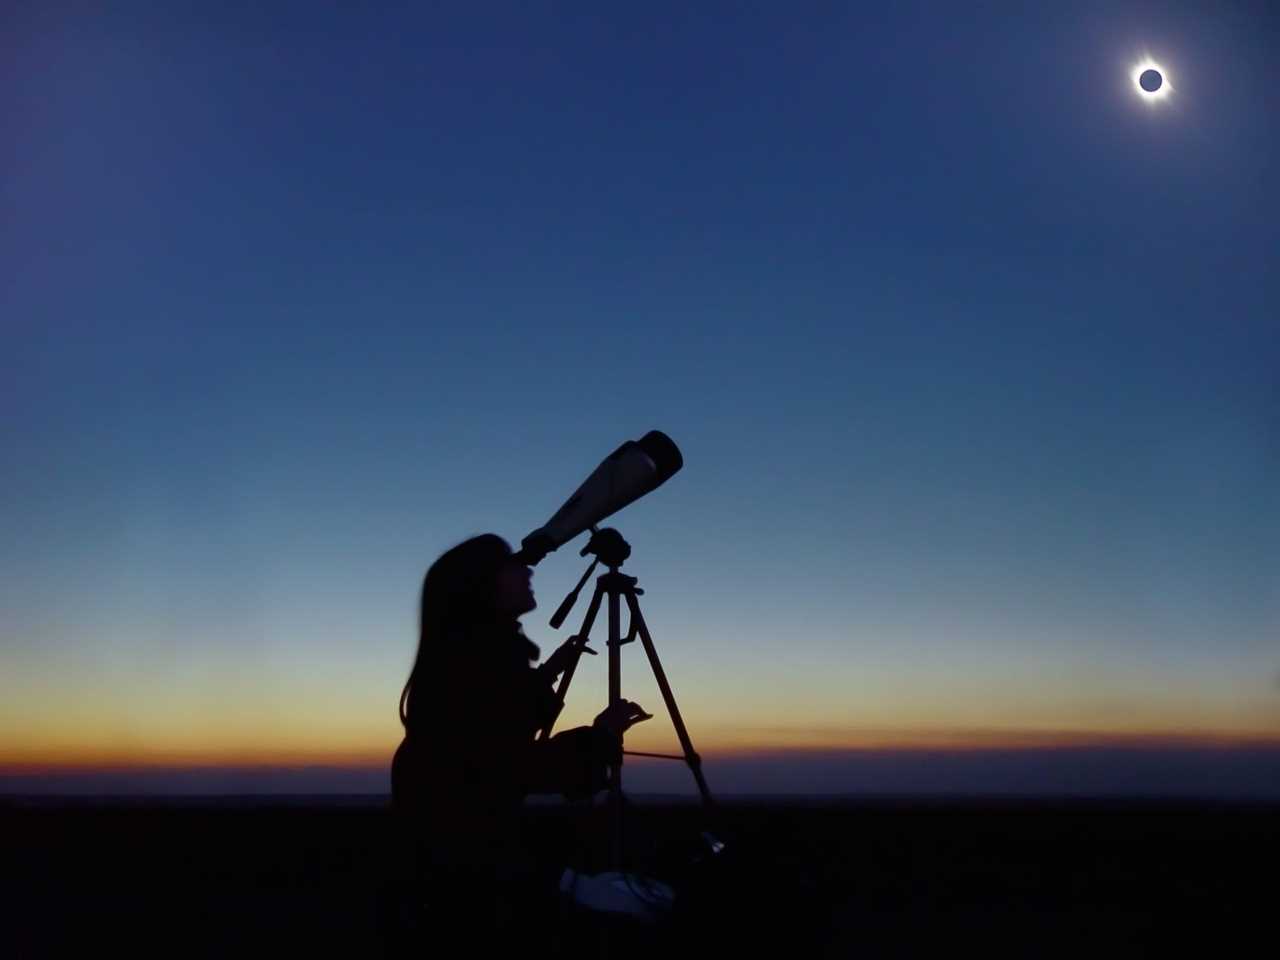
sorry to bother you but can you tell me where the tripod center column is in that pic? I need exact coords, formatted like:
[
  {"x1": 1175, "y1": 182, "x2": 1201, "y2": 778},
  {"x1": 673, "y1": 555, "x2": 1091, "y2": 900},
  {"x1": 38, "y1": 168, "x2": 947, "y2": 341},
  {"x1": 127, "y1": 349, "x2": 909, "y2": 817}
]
[{"x1": 605, "y1": 570, "x2": 625, "y2": 866}]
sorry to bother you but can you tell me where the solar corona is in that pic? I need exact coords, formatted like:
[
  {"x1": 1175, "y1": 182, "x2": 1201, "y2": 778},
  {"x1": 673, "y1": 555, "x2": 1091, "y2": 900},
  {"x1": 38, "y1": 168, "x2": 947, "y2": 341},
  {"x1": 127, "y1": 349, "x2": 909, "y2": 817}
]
[{"x1": 1132, "y1": 58, "x2": 1172, "y2": 101}]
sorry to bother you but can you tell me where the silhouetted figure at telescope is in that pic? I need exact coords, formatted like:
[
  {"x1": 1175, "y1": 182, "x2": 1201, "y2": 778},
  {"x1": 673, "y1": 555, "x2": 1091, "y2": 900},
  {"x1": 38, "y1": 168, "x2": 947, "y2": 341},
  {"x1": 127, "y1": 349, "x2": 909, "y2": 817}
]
[{"x1": 388, "y1": 534, "x2": 650, "y2": 951}]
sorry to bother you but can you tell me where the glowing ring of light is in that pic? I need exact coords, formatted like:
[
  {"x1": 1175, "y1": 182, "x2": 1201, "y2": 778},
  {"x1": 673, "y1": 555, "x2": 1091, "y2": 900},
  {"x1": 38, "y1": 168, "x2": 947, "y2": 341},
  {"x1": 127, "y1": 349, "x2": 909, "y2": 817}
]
[{"x1": 1131, "y1": 59, "x2": 1171, "y2": 101}]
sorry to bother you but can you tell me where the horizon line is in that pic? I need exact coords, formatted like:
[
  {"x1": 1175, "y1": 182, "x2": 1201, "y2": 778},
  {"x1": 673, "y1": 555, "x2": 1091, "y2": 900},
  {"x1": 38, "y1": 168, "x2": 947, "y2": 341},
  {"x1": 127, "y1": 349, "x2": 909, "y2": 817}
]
[{"x1": 6, "y1": 731, "x2": 1280, "y2": 776}]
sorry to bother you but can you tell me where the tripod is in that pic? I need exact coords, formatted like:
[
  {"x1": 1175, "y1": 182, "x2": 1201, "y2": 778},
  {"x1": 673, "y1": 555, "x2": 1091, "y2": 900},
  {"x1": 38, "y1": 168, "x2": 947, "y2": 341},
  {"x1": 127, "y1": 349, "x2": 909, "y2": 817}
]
[{"x1": 536, "y1": 527, "x2": 715, "y2": 868}]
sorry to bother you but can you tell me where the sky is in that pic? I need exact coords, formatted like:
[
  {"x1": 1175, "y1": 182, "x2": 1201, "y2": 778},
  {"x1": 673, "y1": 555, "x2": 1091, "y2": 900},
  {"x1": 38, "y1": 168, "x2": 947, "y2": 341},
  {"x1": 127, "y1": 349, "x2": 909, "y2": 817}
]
[{"x1": 3, "y1": 1, "x2": 1278, "y2": 796}]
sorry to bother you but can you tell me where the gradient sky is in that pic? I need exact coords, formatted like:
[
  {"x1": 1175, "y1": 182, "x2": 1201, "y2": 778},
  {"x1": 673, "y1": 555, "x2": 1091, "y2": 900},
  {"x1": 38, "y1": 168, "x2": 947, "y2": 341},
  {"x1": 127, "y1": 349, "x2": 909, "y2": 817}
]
[{"x1": 3, "y1": 2, "x2": 1277, "y2": 795}]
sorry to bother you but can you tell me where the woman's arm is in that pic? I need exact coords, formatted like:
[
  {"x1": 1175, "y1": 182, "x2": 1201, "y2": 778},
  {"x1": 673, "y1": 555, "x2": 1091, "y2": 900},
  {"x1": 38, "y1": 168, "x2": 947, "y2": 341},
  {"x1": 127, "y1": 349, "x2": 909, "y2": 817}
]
[
  {"x1": 521, "y1": 700, "x2": 651, "y2": 798},
  {"x1": 521, "y1": 724, "x2": 620, "y2": 799}
]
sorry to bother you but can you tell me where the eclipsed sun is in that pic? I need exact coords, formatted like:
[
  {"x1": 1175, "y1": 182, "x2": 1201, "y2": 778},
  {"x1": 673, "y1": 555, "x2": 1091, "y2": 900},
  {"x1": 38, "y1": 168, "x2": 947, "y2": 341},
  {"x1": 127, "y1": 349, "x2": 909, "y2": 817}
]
[{"x1": 1132, "y1": 59, "x2": 1172, "y2": 101}]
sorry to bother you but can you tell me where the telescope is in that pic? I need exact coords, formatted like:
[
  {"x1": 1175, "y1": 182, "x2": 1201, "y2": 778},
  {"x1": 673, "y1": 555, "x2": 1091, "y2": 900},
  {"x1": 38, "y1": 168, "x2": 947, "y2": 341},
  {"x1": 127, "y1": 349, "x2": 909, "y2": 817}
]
[
  {"x1": 515, "y1": 430, "x2": 683, "y2": 566},
  {"x1": 517, "y1": 428, "x2": 717, "y2": 871}
]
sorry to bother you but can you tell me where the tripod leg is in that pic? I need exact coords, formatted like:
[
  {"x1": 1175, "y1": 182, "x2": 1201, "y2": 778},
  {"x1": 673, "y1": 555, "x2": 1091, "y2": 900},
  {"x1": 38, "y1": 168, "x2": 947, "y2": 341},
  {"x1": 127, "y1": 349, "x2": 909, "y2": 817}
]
[
  {"x1": 623, "y1": 590, "x2": 716, "y2": 810},
  {"x1": 536, "y1": 578, "x2": 607, "y2": 742}
]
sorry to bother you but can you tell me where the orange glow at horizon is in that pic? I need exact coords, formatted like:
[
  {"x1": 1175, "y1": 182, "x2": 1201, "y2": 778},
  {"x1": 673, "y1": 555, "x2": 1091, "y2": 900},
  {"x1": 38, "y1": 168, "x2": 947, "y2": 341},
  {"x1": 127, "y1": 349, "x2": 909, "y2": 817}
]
[
  {"x1": 6, "y1": 724, "x2": 1279, "y2": 777},
  {"x1": 6, "y1": 636, "x2": 1277, "y2": 778}
]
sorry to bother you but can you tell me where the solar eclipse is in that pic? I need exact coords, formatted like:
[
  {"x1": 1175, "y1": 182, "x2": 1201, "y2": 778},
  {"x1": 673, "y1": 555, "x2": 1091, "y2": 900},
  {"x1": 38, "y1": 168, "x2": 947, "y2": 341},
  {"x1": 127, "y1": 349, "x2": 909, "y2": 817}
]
[{"x1": 1132, "y1": 59, "x2": 1171, "y2": 101}]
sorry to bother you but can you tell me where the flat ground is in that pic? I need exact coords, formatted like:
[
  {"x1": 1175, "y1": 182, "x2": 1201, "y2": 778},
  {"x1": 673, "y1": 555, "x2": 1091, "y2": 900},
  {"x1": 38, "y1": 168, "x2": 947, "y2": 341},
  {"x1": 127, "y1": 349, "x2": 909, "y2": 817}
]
[{"x1": 3, "y1": 796, "x2": 1273, "y2": 958}]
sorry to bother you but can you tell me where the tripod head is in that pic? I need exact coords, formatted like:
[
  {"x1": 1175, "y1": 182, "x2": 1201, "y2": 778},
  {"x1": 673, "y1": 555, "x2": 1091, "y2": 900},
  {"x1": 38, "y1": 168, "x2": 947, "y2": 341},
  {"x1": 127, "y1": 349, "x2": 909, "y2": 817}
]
[
  {"x1": 581, "y1": 527, "x2": 631, "y2": 568},
  {"x1": 548, "y1": 527, "x2": 634, "y2": 630}
]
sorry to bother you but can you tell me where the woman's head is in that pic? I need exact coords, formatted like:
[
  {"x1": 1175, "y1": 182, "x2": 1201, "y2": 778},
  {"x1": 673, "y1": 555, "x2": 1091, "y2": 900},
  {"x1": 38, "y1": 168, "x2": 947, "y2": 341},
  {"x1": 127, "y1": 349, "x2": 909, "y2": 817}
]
[
  {"x1": 419, "y1": 534, "x2": 535, "y2": 632},
  {"x1": 399, "y1": 534, "x2": 537, "y2": 731}
]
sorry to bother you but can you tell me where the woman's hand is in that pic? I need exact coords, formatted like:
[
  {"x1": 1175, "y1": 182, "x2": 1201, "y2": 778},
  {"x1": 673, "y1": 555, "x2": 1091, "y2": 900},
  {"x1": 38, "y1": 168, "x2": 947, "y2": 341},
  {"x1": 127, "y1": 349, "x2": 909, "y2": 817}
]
[
  {"x1": 541, "y1": 636, "x2": 596, "y2": 678},
  {"x1": 593, "y1": 700, "x2": 653, "y2": 739}
]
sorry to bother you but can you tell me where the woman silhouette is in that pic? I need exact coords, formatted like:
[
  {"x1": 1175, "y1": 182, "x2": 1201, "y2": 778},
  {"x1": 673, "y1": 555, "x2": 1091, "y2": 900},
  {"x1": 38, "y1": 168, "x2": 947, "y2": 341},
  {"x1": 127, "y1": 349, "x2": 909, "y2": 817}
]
[{"x1": 388, "y1": 534, "x2": 650, "y2": 950}]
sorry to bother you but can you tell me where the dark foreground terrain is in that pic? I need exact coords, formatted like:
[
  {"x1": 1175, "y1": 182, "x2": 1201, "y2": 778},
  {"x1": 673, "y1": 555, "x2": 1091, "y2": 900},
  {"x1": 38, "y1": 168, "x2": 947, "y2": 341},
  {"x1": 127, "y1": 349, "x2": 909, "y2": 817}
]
[{"x1": 3, "y1": 795, "x2": 1274, "y2": 958}]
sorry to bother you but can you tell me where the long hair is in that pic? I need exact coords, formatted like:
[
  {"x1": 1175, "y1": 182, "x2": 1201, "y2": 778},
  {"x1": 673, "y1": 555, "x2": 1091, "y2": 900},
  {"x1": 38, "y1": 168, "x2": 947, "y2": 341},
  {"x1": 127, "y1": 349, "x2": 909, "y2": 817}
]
[{"x1": 398, "y1": 534, "x2": 537, "y2": 735}]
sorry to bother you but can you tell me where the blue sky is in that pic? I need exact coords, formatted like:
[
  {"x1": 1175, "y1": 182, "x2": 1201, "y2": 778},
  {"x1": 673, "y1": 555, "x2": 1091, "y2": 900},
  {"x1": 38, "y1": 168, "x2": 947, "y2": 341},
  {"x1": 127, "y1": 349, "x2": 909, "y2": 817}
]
[{"x1": 2, "y1": 1, "x2": 1277, "y2": 794}]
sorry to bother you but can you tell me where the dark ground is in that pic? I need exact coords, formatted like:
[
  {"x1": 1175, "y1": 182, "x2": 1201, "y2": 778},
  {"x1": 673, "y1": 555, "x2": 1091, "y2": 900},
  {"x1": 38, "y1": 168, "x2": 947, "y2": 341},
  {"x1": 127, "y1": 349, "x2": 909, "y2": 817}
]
[{"x1": 2, "y1": 795, "x2": 1274, "y2": 958}]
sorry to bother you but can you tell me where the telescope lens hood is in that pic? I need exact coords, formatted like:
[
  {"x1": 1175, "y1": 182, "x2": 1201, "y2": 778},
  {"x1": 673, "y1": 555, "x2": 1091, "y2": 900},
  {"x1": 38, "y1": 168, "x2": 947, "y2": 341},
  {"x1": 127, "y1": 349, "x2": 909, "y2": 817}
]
[{"x1": 636, "y1": 431, "x2": 683, "y2": 486}]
